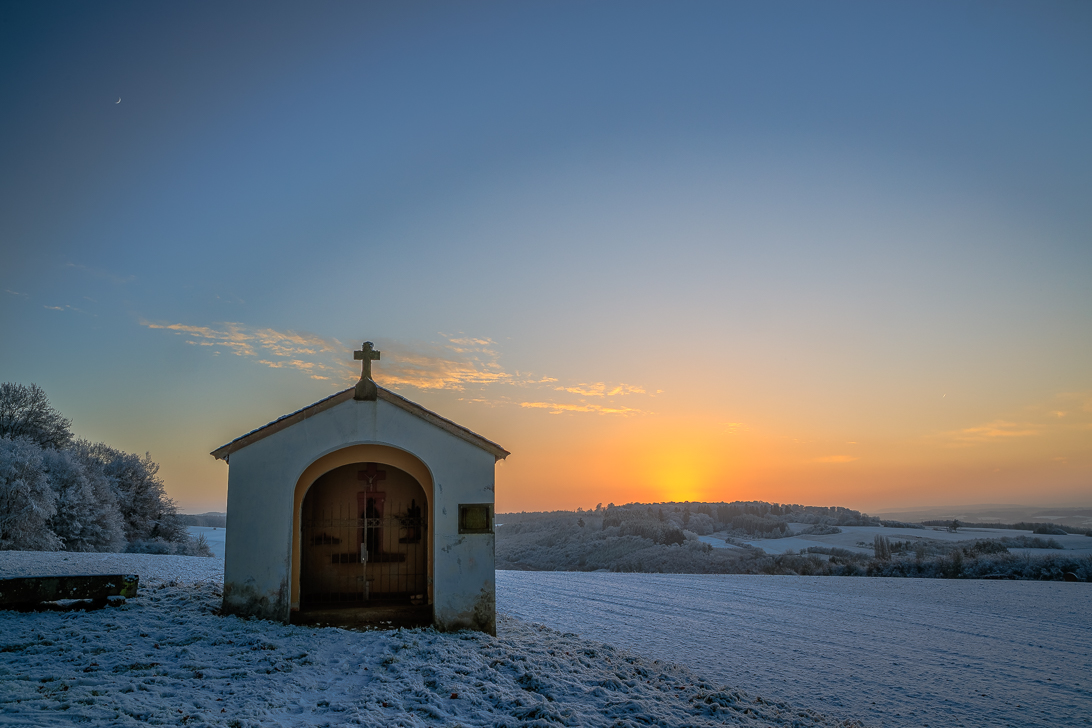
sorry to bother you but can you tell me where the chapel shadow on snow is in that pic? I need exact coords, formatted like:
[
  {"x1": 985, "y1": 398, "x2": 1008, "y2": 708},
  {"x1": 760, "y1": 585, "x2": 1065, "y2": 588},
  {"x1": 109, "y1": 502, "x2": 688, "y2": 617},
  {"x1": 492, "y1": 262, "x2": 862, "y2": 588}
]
[{"x1": 292, "y1": 461, "x2": 432, "y2": 631}]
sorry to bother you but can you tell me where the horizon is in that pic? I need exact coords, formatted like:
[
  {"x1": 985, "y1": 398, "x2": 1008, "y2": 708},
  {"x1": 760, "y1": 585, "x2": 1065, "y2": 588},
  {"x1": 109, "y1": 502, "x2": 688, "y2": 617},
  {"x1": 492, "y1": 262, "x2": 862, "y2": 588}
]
[
  {"x1": 174, "y1": 501, "x2": 1092, "y2": 519},
  {"x1": 3, "y1": 3, "x2": 1090, "y2": 514}
]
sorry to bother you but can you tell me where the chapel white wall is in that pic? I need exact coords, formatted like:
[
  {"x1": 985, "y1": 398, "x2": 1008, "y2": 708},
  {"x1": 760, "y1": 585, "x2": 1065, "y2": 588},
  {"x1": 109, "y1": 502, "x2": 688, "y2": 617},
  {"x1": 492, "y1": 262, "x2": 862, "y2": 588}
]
[{"x1": 222, "y1": 396, "x2": 497, "y2": 633}]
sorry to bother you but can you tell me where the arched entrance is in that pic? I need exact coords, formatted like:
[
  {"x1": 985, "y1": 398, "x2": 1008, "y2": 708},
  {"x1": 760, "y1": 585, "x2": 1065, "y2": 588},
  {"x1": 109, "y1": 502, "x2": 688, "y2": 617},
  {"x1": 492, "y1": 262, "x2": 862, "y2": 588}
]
[
  {"x1": 300, "y1": 461, "x2": 427, "y2": 604},
  {"x1": 290, "y1": 444, "x2": 434, "y2": 629}
]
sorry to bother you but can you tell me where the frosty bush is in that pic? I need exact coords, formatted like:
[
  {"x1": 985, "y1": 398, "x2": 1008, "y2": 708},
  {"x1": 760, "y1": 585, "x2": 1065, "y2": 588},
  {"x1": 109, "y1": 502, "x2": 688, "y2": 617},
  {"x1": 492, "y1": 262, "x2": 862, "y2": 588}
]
[
  {"x1": 879, "y1": 519, "x2": 924, "y2": 529},
  {"x1": 0, "y1": 436, "x2": 62, "y2": 551},
  {"x1": 126, "y1": 533, "x2": 212, "y2": 557},
  {"x1": 40, "y1": 447, "x2": 125, "y2": 552},
  {"x1": 78, "y1": 442, "x2": 184, "y2": 544},
  {"x1": 1033, "y1": 525, "x2": 1068, "y2": 536},
  {"x1": 619, "y1": 518, "x2": 686, "y2": 546},
  {"x1": 963, "y1": 539, "x2": 1009, "y2": 557},
  {"x1": 799, "y1": 524, "x2": 842, "y2": 536},
  {"x1": 999, "y1": 535, "x2": 1062, "y2": 549},
  {"x1": 0, "y1": 384, "x2": 202, "y2": 555},
  {"x1": 685, "y1": 512, "x2": 716, "y2": 535}
]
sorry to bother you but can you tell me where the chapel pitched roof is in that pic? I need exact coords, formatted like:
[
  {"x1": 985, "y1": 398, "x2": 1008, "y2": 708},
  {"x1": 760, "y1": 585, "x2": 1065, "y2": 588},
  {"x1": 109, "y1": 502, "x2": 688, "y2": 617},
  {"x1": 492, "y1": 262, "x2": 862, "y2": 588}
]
[{"x1": 210, "y1": 386, "x2": 509, "y2": 462}]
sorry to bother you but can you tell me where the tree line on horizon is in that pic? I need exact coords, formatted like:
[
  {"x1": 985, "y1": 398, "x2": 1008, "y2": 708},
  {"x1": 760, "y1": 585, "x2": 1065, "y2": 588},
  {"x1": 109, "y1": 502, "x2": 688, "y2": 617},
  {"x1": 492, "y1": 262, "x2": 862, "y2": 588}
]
[
  {"x1": 497, "y1": 502, "x2": 1090, "y2": 582},
  {"x1": 920, "y1": 519, "x2": 1092, "y2": 537},
  {"x1": 504, "y1": 500, "x2": 879, "y2": 541},
  {"x1": 0, "y1": 383, "x2": 210, "y2": 556}
]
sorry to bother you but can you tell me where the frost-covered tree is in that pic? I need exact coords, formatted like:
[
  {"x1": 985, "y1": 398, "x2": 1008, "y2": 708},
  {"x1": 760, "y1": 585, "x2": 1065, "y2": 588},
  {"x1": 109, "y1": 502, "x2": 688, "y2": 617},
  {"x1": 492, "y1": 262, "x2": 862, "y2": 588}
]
[
  {"x1": 79, "y1": 442, "x2": 183, "y2": 543},
  {"x1": 42, "y1": 446, "x2": 126, "y2": 552},
  {"x1": 0, "y1": 384, "x2": 204, "y2": 555},
  {"x1": 0, "y1": 436, "x2": 62, "y2": 551},
  {"x1": 0, "y1": 383, "x2": 73, "y2": 450}
]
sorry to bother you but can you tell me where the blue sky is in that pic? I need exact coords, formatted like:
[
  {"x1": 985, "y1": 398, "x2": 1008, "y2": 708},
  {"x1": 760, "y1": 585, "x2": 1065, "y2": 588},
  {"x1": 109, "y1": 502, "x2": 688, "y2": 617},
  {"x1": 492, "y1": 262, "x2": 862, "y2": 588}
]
[{"x1": 2, "y1": 2, "x2": 1090, "y2": 512}]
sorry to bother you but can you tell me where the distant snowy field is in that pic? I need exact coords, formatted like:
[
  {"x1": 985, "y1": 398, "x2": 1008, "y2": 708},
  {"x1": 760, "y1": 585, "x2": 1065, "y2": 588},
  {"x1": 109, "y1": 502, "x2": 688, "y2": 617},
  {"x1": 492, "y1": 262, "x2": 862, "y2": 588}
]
[
  {"x1": 187, "y1": 526, "x2": 227, "y2": 559},
  {"x1": 498, "y1": 571, "x2": 1092, "y2": 728},
  {"x1": 1, "y1": 552, "x2": 858, "y2": 727},
  {"x1": 728, "y1": 524, "x2": 1092, "y2": 556}
]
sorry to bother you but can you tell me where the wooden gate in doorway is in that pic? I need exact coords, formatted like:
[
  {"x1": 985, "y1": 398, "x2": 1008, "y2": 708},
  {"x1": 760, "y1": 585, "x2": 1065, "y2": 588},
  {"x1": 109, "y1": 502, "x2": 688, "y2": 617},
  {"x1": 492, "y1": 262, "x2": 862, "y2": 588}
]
[{"x1": 300, "y1": 495, "x2": 427, "y2": 606}]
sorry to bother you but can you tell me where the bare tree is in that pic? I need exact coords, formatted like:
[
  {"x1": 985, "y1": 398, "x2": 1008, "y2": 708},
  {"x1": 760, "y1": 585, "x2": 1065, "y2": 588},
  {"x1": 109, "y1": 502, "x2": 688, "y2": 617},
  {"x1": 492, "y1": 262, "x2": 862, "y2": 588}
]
[
  {"x1": 873, "y1": 534, "x2": 892, "y2": 560},
  {"x1": 0, "y1": 383, "x2": 73, "y2": 450}
]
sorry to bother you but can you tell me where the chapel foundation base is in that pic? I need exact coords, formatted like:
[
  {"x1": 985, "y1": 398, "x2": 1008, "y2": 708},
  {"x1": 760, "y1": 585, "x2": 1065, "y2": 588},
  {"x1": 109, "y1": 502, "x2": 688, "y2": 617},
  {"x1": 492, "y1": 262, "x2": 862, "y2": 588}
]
[{"x1": 290, "y1": 603, "x2": 433, "y2": 631}]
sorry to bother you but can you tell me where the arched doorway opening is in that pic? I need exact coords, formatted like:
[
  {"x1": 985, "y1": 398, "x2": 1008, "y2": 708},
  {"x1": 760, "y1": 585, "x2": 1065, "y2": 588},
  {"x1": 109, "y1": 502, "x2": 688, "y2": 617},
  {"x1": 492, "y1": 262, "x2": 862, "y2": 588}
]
[
  {"x1": 299, "y1": 462, "x2": 427, "y2": 605},
  {"x1": 290, "y1": 444, "x2": 434, "y2": 629}
]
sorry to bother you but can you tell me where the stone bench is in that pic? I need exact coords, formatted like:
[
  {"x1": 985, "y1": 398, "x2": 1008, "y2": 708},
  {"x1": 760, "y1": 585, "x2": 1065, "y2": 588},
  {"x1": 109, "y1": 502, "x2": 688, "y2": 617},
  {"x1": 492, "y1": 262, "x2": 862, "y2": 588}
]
[{"x1": 0, "y1": 574, "x2": 139, "y2": 610}]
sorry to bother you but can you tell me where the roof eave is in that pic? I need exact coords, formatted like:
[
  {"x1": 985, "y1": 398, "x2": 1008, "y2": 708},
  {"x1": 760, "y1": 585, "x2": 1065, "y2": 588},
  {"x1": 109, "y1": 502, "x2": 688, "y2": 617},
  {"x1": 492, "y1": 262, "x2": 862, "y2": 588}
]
[{"x1": 210, "y1": 386, "x2": 509, "y2": 463}]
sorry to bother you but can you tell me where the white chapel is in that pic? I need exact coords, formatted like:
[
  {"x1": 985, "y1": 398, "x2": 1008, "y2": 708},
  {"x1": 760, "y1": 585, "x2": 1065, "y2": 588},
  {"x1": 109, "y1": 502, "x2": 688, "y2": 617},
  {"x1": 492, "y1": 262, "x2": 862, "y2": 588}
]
[{"x1": 211, "y1": 342, "x2": 508, "y2": 634}]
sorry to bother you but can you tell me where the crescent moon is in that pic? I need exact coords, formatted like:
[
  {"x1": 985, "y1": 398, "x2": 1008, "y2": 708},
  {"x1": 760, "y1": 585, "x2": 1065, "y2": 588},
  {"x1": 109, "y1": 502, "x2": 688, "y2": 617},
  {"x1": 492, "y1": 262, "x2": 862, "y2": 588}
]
[{"x1": 116, "y1": 98, "x2": 121, "y2": 104}]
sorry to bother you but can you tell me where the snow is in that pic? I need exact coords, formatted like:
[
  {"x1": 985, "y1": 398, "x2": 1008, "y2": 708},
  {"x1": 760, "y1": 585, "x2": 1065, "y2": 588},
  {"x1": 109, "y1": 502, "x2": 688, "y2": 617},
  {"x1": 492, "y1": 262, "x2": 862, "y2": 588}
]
[
  {"x1": 497, "y1": 570, "x2": 1092, "y2": 728},
  {"x1": 0, "y1": 550, "x2": 223, "y2": 584},
  {"x1": 187, "y1": 526, "x2": 227, "y2": 559},
  {"x1": 1, "y1": 552, "x2": 862, "y2": 727},
  {"x1": 1029, "y1": 533, "x2": 1092, "y2": 553},
  {"x1": 740, "y1": 535, "x2": 835, "y2": 554},
  {"x1": 695, "y1": 535, "x2": 741, "y2": 549},
  {"x1": 740, "y1": 524, "x2": 1092, "y2": 556}
]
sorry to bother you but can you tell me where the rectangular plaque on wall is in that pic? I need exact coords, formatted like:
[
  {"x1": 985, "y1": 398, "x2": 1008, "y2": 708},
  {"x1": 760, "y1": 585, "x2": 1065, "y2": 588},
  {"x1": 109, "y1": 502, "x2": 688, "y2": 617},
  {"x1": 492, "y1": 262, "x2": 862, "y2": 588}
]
[{"x1": 458, "y1": 504, "x2": 493, "y2": 534}]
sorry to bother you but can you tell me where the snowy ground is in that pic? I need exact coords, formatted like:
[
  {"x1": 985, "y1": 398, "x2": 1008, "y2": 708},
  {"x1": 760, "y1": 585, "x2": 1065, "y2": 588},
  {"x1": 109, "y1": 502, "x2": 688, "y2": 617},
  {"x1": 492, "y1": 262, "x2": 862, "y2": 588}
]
[
  {"x1": 497, "y1": 571, "x2": 1092, "y2": 728},
  {"x1": 696, "y1": 535, "x2": 742, "y2": 549},
  {"x1": 0, "y1": 551, "x2": 224, "y2": 583},
  {"x1": 734, "y1": 524, "x2": 1092, "y2": 556},
  {"x1": 0, "y1": 552, "x2": 861, "y2": 727}
]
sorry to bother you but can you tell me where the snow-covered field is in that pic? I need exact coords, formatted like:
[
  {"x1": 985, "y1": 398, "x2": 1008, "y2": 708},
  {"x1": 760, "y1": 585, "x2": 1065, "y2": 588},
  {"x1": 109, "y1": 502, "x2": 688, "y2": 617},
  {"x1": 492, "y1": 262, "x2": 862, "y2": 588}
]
[
  {"x1": 0, "y1": 552, "x2": 861, "y2": 727},
  {"x1": 497, "y1": 571, "x2": 1092, "y2": 728},
  {"x1": 696, "y1": 535, "x2": 742, "y2": 549},
  {"x1": 737, "y1": 524, "x2": 1092, "y2": 556}
]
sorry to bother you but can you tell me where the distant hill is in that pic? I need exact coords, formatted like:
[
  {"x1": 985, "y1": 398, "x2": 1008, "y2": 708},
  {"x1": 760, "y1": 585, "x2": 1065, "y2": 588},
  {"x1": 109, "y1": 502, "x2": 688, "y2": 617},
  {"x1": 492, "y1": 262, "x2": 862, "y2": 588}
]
[
  {"x1": 875, "y1": 505, "x2": 1092, "y2": 530},
  {"x1": 497, "y1": 500, "x2": 878, "y2": 574},
  {"x1": 178, "y1": 512, "x2": 227, "y2": 528},
  {"x1": 496, "y1": 501, "x2": 1091, "y2": 581}
]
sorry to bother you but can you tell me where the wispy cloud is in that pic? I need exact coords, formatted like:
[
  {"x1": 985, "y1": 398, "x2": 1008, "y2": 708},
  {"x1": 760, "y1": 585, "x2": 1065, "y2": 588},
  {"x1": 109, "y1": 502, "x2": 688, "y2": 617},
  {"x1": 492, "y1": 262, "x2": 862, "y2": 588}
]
[
  {"x1": 379, "y1": 343, "x2": 511, "y2": 391},
  {"x1": 812, "y1": 455, "x2": 859, "y2": 463},
  {"x1": 141, "y1": 320, "x2": 353, "y2": 380},
  {"x1": 43, "y1": 303, "x2": 93, "y2": 315},
  {"x1": 142, "y1": 320, "x2": 655, "y2": 416},
  {"x1": 380, "y1": 341, "x2": 649, "y2": 416},
  {"x1": 519, "y1": 401, "x2": 645, "y2": 415},
  {"x1": 946, "y1": 420, "x2": 1041, "y2": 444},
  {"x1": 554, "y1": 382, "x2": 646, "y2": 397},
  {"x1": 938, "y1": 392, "x2": 1092, "y2": 448}
]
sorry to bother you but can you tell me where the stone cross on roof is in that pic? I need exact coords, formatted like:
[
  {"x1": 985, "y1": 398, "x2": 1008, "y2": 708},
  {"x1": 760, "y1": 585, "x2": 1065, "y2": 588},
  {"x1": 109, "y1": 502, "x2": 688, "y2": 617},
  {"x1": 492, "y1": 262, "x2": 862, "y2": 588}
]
[
  {"x1": 354, "y1": 341, "x2": 380, "y2": 379},
  {"x1": 353, "y1": 341, "x2": 381, "y2": 401}
]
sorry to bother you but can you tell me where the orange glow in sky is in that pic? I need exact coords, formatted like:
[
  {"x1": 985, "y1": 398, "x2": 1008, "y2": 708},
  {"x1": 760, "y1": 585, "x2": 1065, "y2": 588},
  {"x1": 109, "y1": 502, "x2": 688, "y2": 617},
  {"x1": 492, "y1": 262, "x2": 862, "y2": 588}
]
[{"x1": 3, "y1": 4, "x2": 1089, "y2": 516}]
